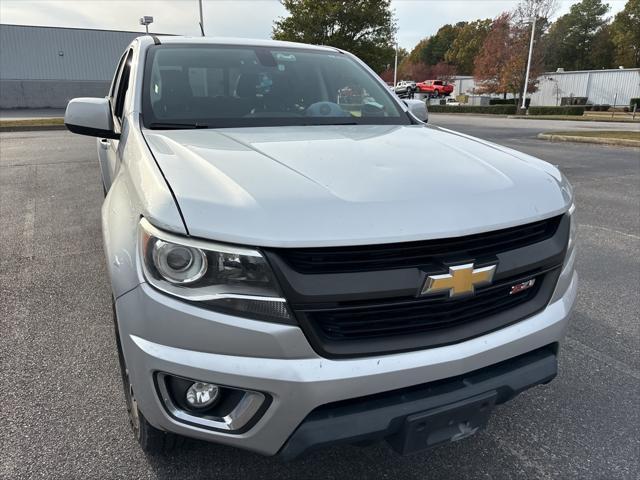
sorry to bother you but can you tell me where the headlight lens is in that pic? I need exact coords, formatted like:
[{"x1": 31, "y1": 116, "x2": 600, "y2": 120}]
[
  {"x1": 139, "y1": 218, "x2": 291, "y2": 322},
  {"x1": 153, "y1": 241, "x2": 207, "y2": 284}
]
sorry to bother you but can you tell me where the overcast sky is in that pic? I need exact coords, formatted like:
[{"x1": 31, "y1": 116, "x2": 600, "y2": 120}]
[{"x1": 0, "y1": 0, "x2": 628, "y2": 50}]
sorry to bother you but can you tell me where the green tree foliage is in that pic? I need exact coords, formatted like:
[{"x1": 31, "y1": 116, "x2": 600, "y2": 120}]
[
  {"x1": 405, "y1": 38, "x2": 430, "y2": 64},
  {"x1": 444, "y1": 19, "x2": 492, "y2": 75},
  {"x1": 590, "y1": 24, "x2": 616, "y2": 69},
  {"x1": 272, "y1": 0, "x2": 396, "y2": 73},
  {"x1": 419, "y1": 22, "x2": 467, "y2": 65},
  {"x1": 543, "y1": 0, "x2": 612, "y2": 70},
  {"x1": 403, "y1": 23, "x2": 466, "y2": 66},
  {"x1": 610, "y1": 0, "x2": 640, "y2": 67}
]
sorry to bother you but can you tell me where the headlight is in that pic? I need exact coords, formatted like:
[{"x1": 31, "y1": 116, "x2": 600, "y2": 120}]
[{"x1": 139, "y1": 218, "x2": 291, "y2": 322}]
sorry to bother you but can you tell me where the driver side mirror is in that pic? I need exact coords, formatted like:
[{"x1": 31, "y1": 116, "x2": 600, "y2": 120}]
[
  {"x1": 65, "y1": 97, "x2": 119, "y2": 139},
  {"x1": 403, "y1": 99, "x2": 428, "y2": 123}
]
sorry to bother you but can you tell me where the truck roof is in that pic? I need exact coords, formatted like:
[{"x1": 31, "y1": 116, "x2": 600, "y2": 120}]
[{"x1": 137, "y1": 35, "x2": 339, "y2": 52}]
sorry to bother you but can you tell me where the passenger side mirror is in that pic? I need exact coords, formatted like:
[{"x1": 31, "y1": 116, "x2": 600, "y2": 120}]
[
  {"x1": 65, "y1": 97, "x2": 120, "y2": 139},
  {"x1": 403, "y1": 99, "x2": 428, "y2": 123}
]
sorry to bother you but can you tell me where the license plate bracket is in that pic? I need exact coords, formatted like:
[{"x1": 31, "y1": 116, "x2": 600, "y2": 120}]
[{"x1": 387, "y1": 391, "x2": 497, "y2": 455}]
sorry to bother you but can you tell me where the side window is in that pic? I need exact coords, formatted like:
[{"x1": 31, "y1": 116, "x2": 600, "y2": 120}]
[
  {"x1": 109, "y1": 52, "x2": 127, "y2": 99},
  {"x1": 113, "y1": 49, "x2": 134, "y2": 124}
]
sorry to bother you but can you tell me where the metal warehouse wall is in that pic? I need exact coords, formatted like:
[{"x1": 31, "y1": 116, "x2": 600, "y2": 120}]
[
  {"x1": 532, "y1": 69, "x2": 640, "y2": 107},
  {"x1": 451, "y1": 70, "x2": 640, "y2": 106},
  {"x1": 0, "y1": 24, "x2": 141, "y2": 108}
]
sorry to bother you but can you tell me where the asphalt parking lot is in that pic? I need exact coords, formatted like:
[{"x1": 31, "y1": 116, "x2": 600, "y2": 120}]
[{"x1": 1, "y1": 117, "x2": 638, "y2": 479}]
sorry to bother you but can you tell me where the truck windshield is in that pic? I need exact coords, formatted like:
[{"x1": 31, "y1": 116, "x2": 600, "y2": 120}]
[{"x1": 142, "y1": 44, "x2": 410, "y2": 129}]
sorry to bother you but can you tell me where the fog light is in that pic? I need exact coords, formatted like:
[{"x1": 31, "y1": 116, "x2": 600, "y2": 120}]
[{"x1": 185, "y1": 382, "x2": 219, "y2": 409}]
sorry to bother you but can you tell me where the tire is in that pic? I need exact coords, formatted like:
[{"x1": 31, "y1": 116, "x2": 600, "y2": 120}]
[{"x1": 112, "y1": 300, "x2": 184, "y2": 454}]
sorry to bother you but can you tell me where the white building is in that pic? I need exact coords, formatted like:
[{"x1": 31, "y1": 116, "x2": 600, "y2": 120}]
[
  {"x1": 532, "y1": 68, "x2": 640, "y2": 107},
  {"x1": 450, "y1": 69, "x2": 640, "y2": 107}
]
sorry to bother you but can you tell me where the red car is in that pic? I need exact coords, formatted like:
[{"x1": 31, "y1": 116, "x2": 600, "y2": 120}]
[{"x1": 416, "y1": 80, "x2": 454, "y2": 97}]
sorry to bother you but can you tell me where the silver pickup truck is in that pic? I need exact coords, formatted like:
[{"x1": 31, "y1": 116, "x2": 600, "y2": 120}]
[{"x1": 64, "y1": 35, "x2": 577, "y2": 459}]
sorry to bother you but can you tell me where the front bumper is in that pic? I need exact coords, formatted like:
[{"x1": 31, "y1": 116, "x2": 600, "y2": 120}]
[{"x1": 115, "y1": 258, "x2": 577, "y2": 457}]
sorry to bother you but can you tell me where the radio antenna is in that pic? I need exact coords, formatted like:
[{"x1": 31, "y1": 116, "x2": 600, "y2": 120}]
[{"x1": 198, "y1": 0, "x2": 205, "y2": 36}]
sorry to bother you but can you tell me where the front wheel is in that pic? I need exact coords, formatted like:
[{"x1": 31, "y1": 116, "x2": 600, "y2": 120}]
[{"x1": 113, "y1": 300, "x2": 184, "y2": 454}]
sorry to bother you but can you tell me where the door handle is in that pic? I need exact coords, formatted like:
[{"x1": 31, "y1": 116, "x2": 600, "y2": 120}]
[{"x1": 100, "y1": 138, "x2": 110, "y2": 150}]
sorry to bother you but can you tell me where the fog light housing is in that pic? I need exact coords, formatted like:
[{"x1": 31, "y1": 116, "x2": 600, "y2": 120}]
[
  {"x1": 156, "y1": 373, "x2": 269, "y2": 432},
  {"x1": 186, "y1": 382, "x2": 220, "y2": 409}
]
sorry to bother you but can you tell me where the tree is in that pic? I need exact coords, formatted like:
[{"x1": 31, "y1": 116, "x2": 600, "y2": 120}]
[
  {"x1": 473, "y1": 13, "x2": 544, "y2": 97},
  {"x1": 378, "y1": 47, "x2": 408, "y2": 83},
  {"x1": 419, "y1": 23, "x2": 466, "y2": 66},
  {"x1": 396, "y1": 61, "x2": 457, "y2": 83},
  {"x1": 543, "y1": 0, "x2": 611, "y2": 71},
  {"x1": 427, "y1": 62, "x2": 458, "y2": 82},
  {"x1": 397, "y1": 61, "x2": 431, "y2": 81},
  {"x1": 404, "y1": 23, "x2": 466, "y2": 67},
  {"x1": 272, "y1": 0, "x2": 396, "y2": 73},
  {"x1": 473, "y1": 14, "x2": 513, "y2": 95},
  {"x1": 590, "y1": 24, "x2": 616, "y2": 69},
  {"x1": 444, "y1": 19, "x2": 492, "y2": 75},
  {"x1": 512, "y1": 0, "x2": 559, "y2": 24},
  {"x1": 610, "y1": 0, "x2": 640, "y2": 67}
]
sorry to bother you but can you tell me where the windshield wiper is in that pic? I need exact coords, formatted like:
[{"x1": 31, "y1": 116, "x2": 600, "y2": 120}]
[{"x1": 148, "y1": 122, "x2": 209, "y2": 130}]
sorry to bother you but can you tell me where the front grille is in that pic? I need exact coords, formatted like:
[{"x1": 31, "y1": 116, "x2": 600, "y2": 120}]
[
  {"x1": 263, "y1": 214, "x2": 569, "y2": 358},
  {"x1": 305, "y1": 272, "x2": 544, "y2": 341},
  {"x1": 273, "y1": 216, "x2": 562, "y2": 274}
]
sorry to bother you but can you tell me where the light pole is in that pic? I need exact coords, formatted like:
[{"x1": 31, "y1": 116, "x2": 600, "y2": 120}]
[
  {"x1": 139, "y1": 16, "x2": 154, "y2": 34},
  {"x1": 393, "y1": 42, "x2": 398, "y2": 87},
  {"x1": 521, "y1": 15, "x2": 537, "y2": 111}
]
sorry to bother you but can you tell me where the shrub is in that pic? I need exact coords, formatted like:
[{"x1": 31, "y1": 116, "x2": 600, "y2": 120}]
[
  {"x1": 629, "y1": 98, "x2": 640, "y2": 110},
  {"x1": 488, "y1": 98, "x2": 530, "y2": 107},
  {"x1": 427, "y1": 105, "x2": 518, "y2": 114},
  {"x1": 527, "y1": 106, "x2": 585, "y2": 116},
  {"x1": 489, "y1": 98, "x2": 516, "y2": 105},
  {"x1": 561, "y1": 97, "x2": 588, "y2": 106}
]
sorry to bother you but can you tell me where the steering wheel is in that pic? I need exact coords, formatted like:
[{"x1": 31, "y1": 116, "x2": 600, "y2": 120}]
[{"x1": 305, "y1": 102, "x2": 350, "y2": 117}]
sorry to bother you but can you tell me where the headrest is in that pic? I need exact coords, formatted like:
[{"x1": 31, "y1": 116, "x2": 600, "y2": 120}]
[{"x1": 236, "y1": 73, "x2": 260, "y2": 98}]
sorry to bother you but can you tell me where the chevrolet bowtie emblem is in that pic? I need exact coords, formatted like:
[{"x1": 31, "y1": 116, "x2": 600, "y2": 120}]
[{"x1": 421, "y1": 263, "x2": 497, "y2": 298}]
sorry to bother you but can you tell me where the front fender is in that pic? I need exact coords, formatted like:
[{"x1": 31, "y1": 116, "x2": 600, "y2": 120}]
[{"x1": 102, "y1": 115, "x2": 186, "y2": 298}]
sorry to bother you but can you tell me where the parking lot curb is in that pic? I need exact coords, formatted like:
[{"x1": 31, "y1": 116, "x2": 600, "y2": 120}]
[
  {"x1": 537, "y1": 133, "x2": 640, "y2": 147},
  {"x1": 0, "y1": 123, "x2": 67, "y2": 132}
]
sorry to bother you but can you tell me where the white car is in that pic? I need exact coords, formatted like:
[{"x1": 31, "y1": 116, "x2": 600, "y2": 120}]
[{"x1": 63, "y1": 36, "x2": 576, "y2": 460}]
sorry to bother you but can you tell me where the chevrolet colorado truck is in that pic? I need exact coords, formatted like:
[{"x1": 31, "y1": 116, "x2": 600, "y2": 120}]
[{"x1": 64, "y1": 36, "x2": 577, "y2": 459}]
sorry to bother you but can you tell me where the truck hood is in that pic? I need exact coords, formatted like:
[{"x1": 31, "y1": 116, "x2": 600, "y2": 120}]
[{"x1": 143, "y1": 124, "x2": 571, "y2": 247}]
